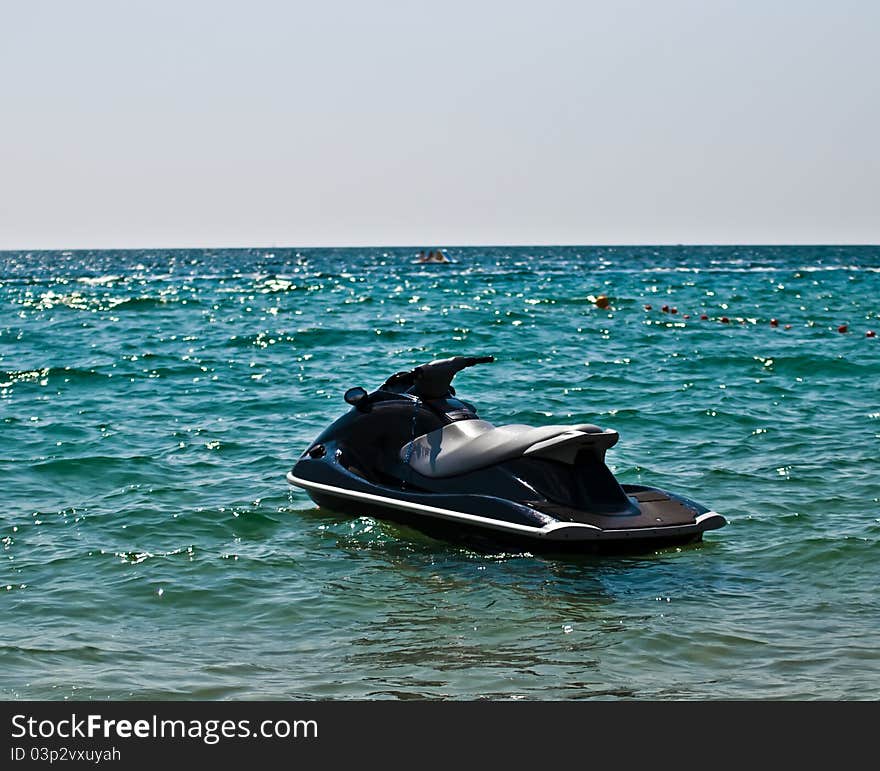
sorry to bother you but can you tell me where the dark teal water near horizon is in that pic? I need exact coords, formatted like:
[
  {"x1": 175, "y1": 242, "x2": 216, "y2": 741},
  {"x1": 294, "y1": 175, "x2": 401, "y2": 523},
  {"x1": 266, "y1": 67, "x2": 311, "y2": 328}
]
[{"x1": 2, "y1": 245, "x2": 879, "y2": 700}]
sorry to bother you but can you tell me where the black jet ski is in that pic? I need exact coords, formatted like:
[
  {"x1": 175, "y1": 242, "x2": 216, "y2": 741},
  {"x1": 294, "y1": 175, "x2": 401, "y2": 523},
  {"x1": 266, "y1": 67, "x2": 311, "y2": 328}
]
[{"x1": 287, "y1": 356, "x2": 725, "y2": 552}]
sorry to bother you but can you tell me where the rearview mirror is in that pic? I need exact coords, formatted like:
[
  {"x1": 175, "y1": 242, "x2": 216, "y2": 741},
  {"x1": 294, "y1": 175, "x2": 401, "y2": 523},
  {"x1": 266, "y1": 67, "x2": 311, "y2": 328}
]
[{"x1": 344, "y1": 386, "x2": 370, "y2": 411}]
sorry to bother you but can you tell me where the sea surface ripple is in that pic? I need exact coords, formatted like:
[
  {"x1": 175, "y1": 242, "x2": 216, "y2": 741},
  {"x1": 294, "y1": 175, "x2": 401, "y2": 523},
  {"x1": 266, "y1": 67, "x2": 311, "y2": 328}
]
[{"x1": 1, "y1": 245, "x2": 878, "y2": 700}]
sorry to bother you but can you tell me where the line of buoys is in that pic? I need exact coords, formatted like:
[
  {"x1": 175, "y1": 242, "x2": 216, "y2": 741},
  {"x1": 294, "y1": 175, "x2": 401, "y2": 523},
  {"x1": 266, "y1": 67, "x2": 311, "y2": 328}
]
[{"x1": 636, "y1": 302, "x2": 875, "y2": 337}]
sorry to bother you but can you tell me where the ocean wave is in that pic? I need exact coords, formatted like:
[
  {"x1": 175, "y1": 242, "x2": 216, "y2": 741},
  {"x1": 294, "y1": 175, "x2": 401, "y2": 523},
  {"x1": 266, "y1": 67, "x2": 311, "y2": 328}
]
[
  {"x1": 29, "y1": 454, "x2": 163, "y2": 475},
  {"x1": 639, "y1": 265, "x2": 880, "y2": 274},
  {"x1": 2, "y1": 245, "x2": 879, "y2": 700},
  {"x1": 16, "y1": 291, "x2": 199, "y2": 313}
]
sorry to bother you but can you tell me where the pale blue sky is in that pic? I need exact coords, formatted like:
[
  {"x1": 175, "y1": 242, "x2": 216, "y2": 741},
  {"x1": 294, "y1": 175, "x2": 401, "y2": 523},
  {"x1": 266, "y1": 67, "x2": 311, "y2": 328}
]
[{"x1": 1, "y1": 0, "x2": 877, "y2": 248}]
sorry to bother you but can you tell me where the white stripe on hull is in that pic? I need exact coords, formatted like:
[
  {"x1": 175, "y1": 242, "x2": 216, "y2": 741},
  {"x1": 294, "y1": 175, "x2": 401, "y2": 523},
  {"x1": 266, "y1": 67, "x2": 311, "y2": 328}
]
[{"x1": 286, "y1": 472, "x2": 724, "y2": 542}]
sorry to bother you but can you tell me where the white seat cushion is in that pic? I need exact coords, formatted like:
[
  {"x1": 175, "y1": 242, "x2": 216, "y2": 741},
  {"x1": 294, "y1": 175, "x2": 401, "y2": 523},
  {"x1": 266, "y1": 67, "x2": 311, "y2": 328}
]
[{"x1": 401, "y1": 420, "x2": 616, "y2": 478}]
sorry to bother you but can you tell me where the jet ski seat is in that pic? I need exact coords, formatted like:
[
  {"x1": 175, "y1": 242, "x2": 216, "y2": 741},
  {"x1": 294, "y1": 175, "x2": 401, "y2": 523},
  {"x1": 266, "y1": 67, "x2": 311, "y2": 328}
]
[{"x1": 401, "y1": 419, "x2": 619, "y2": 478}]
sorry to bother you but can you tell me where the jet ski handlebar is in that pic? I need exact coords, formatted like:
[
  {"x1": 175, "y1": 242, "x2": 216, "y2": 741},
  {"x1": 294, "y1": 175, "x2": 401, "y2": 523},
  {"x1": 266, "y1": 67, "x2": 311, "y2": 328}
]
[
  {"x1": 382, "y1": 355, "x2": 494, "y2": 399},
  {"x1": 411, "y1": 355, "x2": 494, "y2": 399}
]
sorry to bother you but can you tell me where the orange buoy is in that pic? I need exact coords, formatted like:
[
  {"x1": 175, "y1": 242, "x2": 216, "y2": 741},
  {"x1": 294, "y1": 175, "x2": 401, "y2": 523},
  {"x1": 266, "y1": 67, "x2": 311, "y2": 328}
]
[
  {"x1": 683, "y1": 314, "x2": 690, "y2": 319},
  {"x1": 670, "y1": 307, "x2": 678, "y2": 314},
  {"x1": 661, "y1": 304, "x2": 670, "y2": 313},
  {"x1": 644, "y1": 304, "x2": 652, "y2": 311},
  {"x1": 595, "y1": 295, "x2": 610, "y2": 309},
  {"x1": 720, "y1": 316, "x2": 730, "y2": 323},
  {"x1": 867, "y1": 330, "x2": 876, "y2": 338},
  {"x1": 700, "y1": 314, "x2": 708, "y2": 320},
  {"x1": 784, "y1": 324, "x2": 792, "y2": 330},
  {"x1": 770, "y1": 319, "x2": 779, "y2": 327},
  {"x1": 838, "y1": 324, "x2": 848, "y2": 334}
]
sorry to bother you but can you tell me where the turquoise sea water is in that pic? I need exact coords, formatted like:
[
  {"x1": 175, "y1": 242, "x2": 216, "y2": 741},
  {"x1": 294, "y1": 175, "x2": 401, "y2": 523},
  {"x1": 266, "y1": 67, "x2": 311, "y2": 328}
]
[{"x1": 1, "y1": 245, "x2": 878, "y2": 700}]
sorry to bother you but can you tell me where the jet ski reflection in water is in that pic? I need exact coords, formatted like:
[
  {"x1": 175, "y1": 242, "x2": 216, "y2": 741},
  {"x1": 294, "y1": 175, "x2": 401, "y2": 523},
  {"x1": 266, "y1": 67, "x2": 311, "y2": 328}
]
[{"x1": 287, "y1": 356, "x2": 725, "y2": 552}]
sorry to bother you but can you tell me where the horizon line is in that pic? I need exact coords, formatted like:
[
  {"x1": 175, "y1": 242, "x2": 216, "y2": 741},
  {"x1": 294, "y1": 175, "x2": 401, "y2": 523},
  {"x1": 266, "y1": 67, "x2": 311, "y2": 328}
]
[{"x1": 2, "y1": 241, "x2": 879, "y2": 253}]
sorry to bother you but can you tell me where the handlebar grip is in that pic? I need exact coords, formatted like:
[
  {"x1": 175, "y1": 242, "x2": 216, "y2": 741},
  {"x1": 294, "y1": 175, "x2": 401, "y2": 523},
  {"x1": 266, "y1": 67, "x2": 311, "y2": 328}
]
[{"x1": 410, "y1": 355, "x2": 494, "y2": 399}]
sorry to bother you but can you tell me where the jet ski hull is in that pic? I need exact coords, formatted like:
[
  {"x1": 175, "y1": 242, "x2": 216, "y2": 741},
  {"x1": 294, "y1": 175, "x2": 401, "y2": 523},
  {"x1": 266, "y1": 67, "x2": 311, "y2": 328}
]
[{"x1": 287, "y1": 465, "x2": 725, "y2": 553}]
